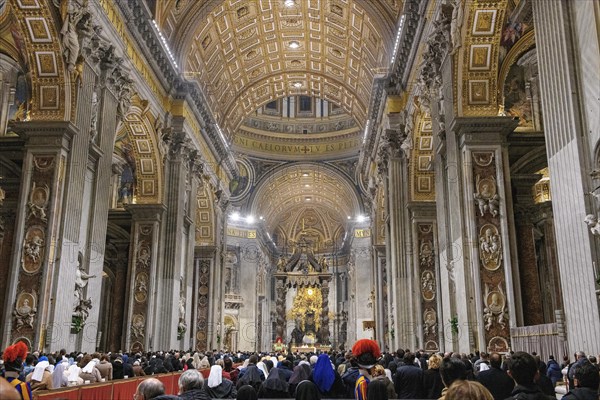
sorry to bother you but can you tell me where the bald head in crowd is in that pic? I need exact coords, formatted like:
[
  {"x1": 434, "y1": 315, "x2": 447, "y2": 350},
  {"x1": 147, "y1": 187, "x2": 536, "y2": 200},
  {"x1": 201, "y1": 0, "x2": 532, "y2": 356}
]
[{"x1": 135, "y1": 378, "x2": 165, "y2": 400}]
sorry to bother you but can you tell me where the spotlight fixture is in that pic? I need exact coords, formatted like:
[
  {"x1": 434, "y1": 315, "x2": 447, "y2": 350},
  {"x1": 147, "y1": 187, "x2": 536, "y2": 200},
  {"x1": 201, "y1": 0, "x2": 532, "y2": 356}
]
[
  {"x1": 231, "y1": 212, "x2": 240, "y2": 221},
  {"x1": 284, "y1": 0, "x2": 296, "y2": 7},
  {"x1": 293, "y1": 82, "x2": 302, "y2": 88},
  {"x1": 289, "y1": 40, "x2": 300, "y2": 49},
  {"x1": 246, "y1": 215, "x2": 255, "y2": 224},
  {"x1": 357, "y1": 215, "x2": 367, "y2": 223}
]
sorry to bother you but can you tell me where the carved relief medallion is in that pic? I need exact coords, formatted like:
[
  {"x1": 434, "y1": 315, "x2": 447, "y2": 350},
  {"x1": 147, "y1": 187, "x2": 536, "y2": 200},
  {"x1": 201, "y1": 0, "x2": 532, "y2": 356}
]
[
  {"x1": 474, "y1": 175, "x2": 500, "y2": 217},
  {"x1": 131, "y1": 314, "x2": 145, "y2": 339},
  {"x1": 484, "y1": 283, "x2": 508, "y2": 331},
  {"x1": 421, "y1": 270, "x2": 436, "y2": 301},
  {"x1": 423, "y1": 308, "x2": 437, "y2": 335},
  {"x1": 134, "y1": 272, "x2": 149, "y2": 303},
  {"x1": 13, "y1": 291, "x2": 37, "y2": 332},
  {"x1": 488, "y1": 336, "x2": 509, "y2": 353},
  {"x1": 27, "y1": 183, "x2": 49, "y2": 222},
  {"x1": 479, "y1": 224, "x2": 502, "y2": 271},
  {"x1": 22, "y1": 226, "x2": 45, "y2": 273}
]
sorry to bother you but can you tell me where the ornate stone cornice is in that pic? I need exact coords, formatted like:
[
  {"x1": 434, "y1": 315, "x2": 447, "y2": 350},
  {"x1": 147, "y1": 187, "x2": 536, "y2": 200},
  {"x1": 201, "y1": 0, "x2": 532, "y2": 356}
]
[
  {"x1": 388, "y1": 0, "x2": 425, "y2": 93},
  {"x1": 451, "y1": 117, "x2": 519, "y2": 147}
]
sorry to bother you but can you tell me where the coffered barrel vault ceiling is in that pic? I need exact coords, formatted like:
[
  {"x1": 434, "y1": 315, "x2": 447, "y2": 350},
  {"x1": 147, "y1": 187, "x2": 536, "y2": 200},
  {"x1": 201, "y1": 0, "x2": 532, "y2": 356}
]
[
  {"x1": 249, "y1": 163, "x2": 362, "y2": 231},
  {"x1": 155, "y1": 0, "x2": 404, "y2": 140}
]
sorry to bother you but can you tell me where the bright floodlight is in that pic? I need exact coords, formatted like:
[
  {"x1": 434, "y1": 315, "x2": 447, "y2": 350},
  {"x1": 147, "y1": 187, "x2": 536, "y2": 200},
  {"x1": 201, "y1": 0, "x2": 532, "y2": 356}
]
[
  {"x1": 284, "y1": 0, "x2": 296, "y2": 7},
  {"x1": 357, "y1": 215, "x2": 366, "y2": 223},
  {"x1": 231, "y1": 212, "x2": 240, "y2": 221},
  {"x1": 246, "y1": 215, "x2": 255, "y2": 224}
]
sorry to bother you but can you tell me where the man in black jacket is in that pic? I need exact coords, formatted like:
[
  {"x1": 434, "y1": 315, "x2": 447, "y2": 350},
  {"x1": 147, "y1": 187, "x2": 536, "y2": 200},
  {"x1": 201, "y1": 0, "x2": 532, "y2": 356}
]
[
  {"x1": 562, "y1": 361, "x2": 600, "y2": 400},
  {"x1": 478, "y1": 352, "x2": 514, "y2": 400},
  {"x1": 393, "y1": 352, "x2": 423, "y2": 399},
  {"x1": 504, "y1": 352, "x2": 555, "y2": 400}
]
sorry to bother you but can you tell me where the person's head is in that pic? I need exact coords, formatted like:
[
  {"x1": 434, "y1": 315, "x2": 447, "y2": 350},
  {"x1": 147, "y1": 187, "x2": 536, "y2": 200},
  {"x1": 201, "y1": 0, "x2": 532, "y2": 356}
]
[
  {"x1": 576, "y1": 351, "x2": 586, "y2": 360},
  {"x1": 507, "y1": 352, "x2": 538, "y2": 385},
  {"x1": 223, "y1": 357, "x2": 233, "y2": 371},
  {"x1": 367, "y1": 378, "x2": 389, "y2": 400},
  {"x1": 79, "y1": 354, "x2": 92, "y2": 368},
  {"x1": 248, "y1": 354, "x2": 259, "y2": 365},
  {"x1": 588, "y1": 356, "x2": 597, "y2": 365},
  {"x1": 489, "y1": 352, "x2": 502, "y2": 369},
  {"x1": 573, "y1": 361, "x2": 600, "y2": 389},
  {"x1": 371, "y1": 364, "x2": 386, "y2": 377},
  {"x1": 178, "y1": 369, "x2": 203, "y2": 394},
  {"x1": 352, "y1": 339, "x2": 381, "y2": 370},
  {"x1": 236, "y1": 385, "x2": 258, "y2": 400},
  {"x1": 428, "y1": 353, "x2": 443, "y2": 370},
  {"x1": 134, "y1": 378, "x2": 165, "y2": 400},
  {"x1": 445, "y1": 379, "x2": 494, "y2": 400},
  {"x1": 295, "y1": 380, "x2": 321, "y2": 400},
  {"x1": 403, "y1": 352, "x2": 416, "y2": 365},
  {"x1": 439, "y1": 357, "x2": 467, "y2": 387}
]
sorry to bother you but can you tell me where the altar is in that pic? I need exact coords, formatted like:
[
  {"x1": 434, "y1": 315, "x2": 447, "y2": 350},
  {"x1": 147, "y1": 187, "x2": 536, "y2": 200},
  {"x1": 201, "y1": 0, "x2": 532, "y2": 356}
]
[
  {"x1": 273, "y1": 236, "x2": 334, "y2": 348},
  {"x1": 290, "y1": 345, "x2": 332, "y2": 354}
]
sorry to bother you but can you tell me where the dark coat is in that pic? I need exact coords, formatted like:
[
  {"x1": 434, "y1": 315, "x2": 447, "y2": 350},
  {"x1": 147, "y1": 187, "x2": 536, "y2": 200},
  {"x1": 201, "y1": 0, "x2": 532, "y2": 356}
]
[
  {"x1": 179, "y1": 388, "x2": 210, "y2": 400},
  {"x1": 477, "y1": 367, "x2": 515, "y2": 400},
  {"x1": 561, "y1": 387, "x2": 600, "y2": 400},
  {"x1": 341, "y1": 367, "x2": 360, "y2": 398},
  {"x1": 422, "y1": 368, "x2": 444, "y2": 399},
  {"x1": 394, "y1": 364, "x2": 423, "y2": 399},
  {"x1": 546, "y1": 360, "x2": 562, "y2": 387},
  {"x1": 204, "y1": 378, "x2": 237, "y2": 398},
  {"x1": 503, "y1": 384, "x2": 556, "y2": 400}
]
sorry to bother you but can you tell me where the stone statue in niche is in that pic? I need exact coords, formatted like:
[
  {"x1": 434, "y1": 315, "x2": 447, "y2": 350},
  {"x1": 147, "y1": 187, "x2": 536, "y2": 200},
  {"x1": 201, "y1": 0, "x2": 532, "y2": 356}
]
[
  {"x1": 178, "y1": 277, "x2": 187, "y2": 337},
  {"x1": 276, "y1": 255, "x2": 287, "y2": 272},
  {"x1": 27, "y1": 183, "x2": 49, "y2": 222},
  {"x1": 479, "y1": 224, "x2": 502, "y2": 271},
  {"x1": 474, "y1": 176, "x2": 500, "y2": 217},
  {"x1": 484, "y1": 283, "x2": 508, "y2": 331},
  {"x1": 13, "y1": 292, "x2": 37, "y2": 332},
  {"x1": 89, "y1": 90, "x2": 98, "y2": 143},
  {"x1": 584, "y1": 214, "x2": 600, "y2": 236},
  {"x1": 73, "y1": 252, "x2": 95, "y2": 325},
  {"x1": 450, "y1": 0, "x2": 464, "y2": 54}
]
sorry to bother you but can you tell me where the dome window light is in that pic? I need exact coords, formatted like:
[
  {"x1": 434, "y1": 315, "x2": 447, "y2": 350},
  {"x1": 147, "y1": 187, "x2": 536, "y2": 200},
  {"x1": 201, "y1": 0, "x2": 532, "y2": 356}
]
[
  {"x1": 292, "y1": 82, "x2": 303, "y2": 88},
  {"x1": 289, "y1": 40, "x2": 300, "y2": 49},
  {"x1": 284, "y1": 0, "x2": 296, "y2": 7}
]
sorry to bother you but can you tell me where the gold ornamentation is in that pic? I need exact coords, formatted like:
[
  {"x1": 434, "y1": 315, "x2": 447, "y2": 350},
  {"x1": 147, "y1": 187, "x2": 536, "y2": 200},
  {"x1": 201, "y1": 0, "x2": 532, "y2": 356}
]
[{"x1": 288, "y1": 286, "x2": 323, "y2": 334}]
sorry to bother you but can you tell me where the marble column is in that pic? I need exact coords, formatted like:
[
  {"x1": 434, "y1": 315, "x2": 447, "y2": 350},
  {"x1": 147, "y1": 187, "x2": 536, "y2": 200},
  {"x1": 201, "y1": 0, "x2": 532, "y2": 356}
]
[
  {"x1": 1, "y1": 122, "x2": 75, "y2": 350},
  {"x1": 125, "y1": 204, "x2": 165, "y2": 352},
  {"x1": 532, "y1": 0, "x2": 600, "y2": 354},
  {"x1": 155, "y1": 125, "x2": 198, "y2": 349},
  {"x1": 380, "y1": 122, "x2": 415, "y2": 349}
]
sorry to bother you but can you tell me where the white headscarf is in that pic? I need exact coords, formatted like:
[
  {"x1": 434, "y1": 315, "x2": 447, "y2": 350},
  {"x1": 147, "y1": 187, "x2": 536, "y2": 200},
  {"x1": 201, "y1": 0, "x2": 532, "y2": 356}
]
[
  {"x1": 256, "y1": 361, "x2": 269, "y2": 379},
  {"x1": 67, "y1": 364, "x2": 81, "y2": 383},
  {"x1": 31, "y1": 361, "x2": 50, "y2": 382},
  {"x1": 207, "y1": 365, "x2": 223, "y2": 388},
  {"x1": 52, "y1": 360, "x2": 69, "y2": 388},
  {"x1": 270, "y1": 356, "x2": 279, "y2": 367},
  {"x1": 81, "y1": 359, "x2": 97, "y2": 374}
]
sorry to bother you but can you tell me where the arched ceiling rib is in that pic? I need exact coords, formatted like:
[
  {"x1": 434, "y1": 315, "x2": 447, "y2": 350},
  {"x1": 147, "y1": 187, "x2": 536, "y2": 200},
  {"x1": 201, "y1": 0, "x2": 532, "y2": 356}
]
[
  {"x1": 155, "y1": 0, "x2": 404, "y2": 140},
  {"x1": 249, "y1": 163, "x2": 361, "y2": 231}
]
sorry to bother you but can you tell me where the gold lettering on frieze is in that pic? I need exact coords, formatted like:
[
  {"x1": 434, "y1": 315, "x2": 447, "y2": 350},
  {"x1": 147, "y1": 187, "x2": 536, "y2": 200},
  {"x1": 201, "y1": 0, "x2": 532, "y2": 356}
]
[
  {"x1": 354, "y1": 228, "x2": 371, "y2": 238},
  {"x1": 232, "y1": 135, "x2": 361, "y2": 155},
  {"x1": 226, "y1": 228, "x2": 257, "y2": 238}
]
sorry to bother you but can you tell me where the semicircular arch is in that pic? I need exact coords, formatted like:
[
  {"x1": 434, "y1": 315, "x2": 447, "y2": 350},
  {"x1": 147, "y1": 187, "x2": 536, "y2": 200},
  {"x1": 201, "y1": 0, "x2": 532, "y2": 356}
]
[{"x1": 248, "y1": 162, "x2": 363, "y2": 232}]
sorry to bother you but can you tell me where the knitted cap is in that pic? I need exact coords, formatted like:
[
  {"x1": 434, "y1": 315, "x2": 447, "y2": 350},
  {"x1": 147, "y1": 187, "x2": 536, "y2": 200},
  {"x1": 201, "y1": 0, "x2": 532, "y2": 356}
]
[{"x1": 351, "y1": 339, "x2": 381, "y2": 369}]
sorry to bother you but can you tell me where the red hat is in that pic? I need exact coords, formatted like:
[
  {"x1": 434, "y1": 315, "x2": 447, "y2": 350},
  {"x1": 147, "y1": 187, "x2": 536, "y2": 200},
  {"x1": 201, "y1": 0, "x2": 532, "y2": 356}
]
[
  {"x1": 2, "y1": 341, "x2": 28, "y2": 372},
  {"x1": 351, "y1": 339, "x2": 381, "y2": 369}
]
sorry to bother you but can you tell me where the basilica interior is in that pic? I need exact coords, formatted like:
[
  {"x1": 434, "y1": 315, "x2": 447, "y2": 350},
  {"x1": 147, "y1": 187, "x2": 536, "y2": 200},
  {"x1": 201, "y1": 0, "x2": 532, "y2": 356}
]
[{"x1": 0, "y1": 0, "x2": 599, "y2": 360}]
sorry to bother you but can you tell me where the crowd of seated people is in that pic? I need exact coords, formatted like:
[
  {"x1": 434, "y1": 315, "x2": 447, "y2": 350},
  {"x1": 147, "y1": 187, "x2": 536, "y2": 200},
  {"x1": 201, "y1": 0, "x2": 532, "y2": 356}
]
[{"x1": 1, "y1": 340, "x2": 599, "y2": 400}]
